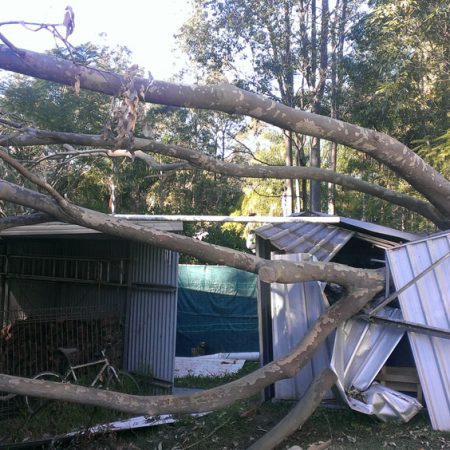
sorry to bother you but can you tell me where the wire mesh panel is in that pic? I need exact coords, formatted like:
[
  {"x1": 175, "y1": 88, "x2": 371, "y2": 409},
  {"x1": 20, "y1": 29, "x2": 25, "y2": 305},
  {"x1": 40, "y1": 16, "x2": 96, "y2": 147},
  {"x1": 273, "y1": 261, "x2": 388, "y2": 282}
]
[{"x1": 0, "y1": 306, "x2": 124, "y2": 424}]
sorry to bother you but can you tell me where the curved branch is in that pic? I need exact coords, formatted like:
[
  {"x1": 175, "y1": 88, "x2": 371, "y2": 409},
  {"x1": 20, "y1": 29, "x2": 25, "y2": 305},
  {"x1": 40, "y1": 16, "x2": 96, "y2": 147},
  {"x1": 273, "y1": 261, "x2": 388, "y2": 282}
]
[
  {"x1": 6, "y1": 128, "x2": 449, "y2": 228},
  {"x1": 0, "y1": 45, "x2": 448, "y2": 215},
  {"x1": 31, "y1": 146, "x2": 190, "y2": 171},
  {"x1": 0, "y1": 146, "x2": 68, "y2": 208},
  {"x1": 248, "y1": 369, "x2": 337, "y2": 450}
]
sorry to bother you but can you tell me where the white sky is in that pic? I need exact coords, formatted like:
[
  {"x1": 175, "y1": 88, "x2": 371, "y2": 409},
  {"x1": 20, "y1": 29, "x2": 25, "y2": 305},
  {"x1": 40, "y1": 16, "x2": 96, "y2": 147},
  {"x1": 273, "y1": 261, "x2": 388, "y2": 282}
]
[{"x1": 1, "y1": 0, "x2": 192, "y2": 80}]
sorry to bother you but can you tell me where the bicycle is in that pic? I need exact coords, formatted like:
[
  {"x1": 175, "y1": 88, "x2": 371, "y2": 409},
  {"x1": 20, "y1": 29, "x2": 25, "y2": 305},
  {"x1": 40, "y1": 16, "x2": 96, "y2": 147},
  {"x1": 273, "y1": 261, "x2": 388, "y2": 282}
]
[{"x1": 9, "y1": 347, "x2": 140, "y2": 415}]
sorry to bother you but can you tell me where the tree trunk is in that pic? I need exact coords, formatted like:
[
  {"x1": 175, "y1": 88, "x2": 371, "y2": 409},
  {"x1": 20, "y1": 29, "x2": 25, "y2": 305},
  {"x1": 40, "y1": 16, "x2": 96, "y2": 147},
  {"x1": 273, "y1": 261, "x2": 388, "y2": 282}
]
[{"x1": 310, "y1": 0, "x2": 329, "y2": 212}]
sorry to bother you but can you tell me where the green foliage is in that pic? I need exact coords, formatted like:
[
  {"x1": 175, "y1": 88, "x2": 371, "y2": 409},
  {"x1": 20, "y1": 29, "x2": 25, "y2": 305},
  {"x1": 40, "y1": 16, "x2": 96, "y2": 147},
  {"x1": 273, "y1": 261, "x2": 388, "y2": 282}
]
[
  {"x1": 0, "y1": 43, "x2": 156, "y2": 214},
  {"x1": 347, "y1": 0, "x2": 448, "y2": 146},
  {"x1": 334, "y1": 146, "x2": 435, "y2": 231},
  {"x1": 413, "y1": 127, "x2": 450, "y2": 178}
]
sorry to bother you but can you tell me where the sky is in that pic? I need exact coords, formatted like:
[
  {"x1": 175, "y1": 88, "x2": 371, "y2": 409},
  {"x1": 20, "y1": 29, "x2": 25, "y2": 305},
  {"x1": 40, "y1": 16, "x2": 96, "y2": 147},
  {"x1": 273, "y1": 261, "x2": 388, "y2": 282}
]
[{"x1": 1, "y1": 0, "x2": 192, "y2": 80}]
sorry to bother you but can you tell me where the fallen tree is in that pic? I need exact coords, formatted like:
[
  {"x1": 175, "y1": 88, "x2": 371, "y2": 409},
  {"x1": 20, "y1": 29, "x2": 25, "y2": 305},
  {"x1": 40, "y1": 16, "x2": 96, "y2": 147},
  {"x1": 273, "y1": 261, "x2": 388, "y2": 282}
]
[{"x1": 0, "y1": 34, "x2": 448, "y2": 448}]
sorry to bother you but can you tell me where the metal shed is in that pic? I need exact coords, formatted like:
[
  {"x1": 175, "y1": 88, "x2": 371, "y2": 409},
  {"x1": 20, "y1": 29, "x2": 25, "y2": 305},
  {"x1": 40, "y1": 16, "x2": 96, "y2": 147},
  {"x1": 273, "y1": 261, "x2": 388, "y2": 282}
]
[
  {"x1": 254, "y1": 212, "x2": 419, "y2": 400},
  {"x1": 0, "y1": 219, "x2": 182, "y2": 386}
]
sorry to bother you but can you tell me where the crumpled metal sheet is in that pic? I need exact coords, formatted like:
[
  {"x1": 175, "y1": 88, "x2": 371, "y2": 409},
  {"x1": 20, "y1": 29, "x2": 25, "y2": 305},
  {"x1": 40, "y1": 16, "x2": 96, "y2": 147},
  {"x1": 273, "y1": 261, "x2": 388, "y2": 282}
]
[
  {"x1": 362, "y1": 384, "x2": 422, "y2": 422},
  {"x1": 330, "y1": 307, "x2": 422, "y2": 422}
]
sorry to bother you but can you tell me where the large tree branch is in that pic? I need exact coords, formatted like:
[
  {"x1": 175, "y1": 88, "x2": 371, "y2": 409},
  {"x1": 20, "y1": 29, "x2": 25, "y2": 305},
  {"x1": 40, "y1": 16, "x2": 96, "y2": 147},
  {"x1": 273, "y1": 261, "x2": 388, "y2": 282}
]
[
  {"x1": 6, "y1": 128, "x2": 449, "y2": 228},
  {"x1": 0, "y1": 45, "x2": 448, "y2": 215},
  {"x1": 0, "y1": 211, "x2": 53, "y2": 230},
  {"x1": 0, "y1": 179, "x2": 383, "y2": 288},
  {"x1": 248, "y1": 369, "x2": 337, "y2": 450}
]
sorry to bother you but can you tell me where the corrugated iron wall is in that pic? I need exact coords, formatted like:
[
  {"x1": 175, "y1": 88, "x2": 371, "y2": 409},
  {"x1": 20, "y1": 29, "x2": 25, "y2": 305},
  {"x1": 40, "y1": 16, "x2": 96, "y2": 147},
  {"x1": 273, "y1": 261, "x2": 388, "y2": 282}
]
[
  {"x1": 387, "y1": 232, "x2": 450, "y2": 431},
  {"x1": 124, "y1": 243, "x2": 178, "y2": 382},
  {"x1": 270, "y1": 253, "x2": 333, "y2": 400},
  {"x1": 130, "y1": 242, "x2": 178, "y2": 286},
  {"x1": 1, "y1": 237, "x2": 178, "y2": 384}
]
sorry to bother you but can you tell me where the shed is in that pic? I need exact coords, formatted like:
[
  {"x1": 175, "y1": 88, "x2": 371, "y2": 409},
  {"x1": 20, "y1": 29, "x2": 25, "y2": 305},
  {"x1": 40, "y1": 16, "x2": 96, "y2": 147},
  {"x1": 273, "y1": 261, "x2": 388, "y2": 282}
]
[
  {"x1": 0, "y1": 219, "x2": 182, "y2": 387},
  {"x1": 254, "y1": 212, "x2": 419, "y2": 400}
]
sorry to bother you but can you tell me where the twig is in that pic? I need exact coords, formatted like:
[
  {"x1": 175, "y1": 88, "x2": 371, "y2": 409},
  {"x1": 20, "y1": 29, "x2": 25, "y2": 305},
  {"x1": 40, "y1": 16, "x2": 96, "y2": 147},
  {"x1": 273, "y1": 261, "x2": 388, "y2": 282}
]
[
  {"x1": 0, "y1": 146, "x2": 68, "y2": 208},
  {"x1": 183, "y1": 416, "x2": 233, "y2": 449}
]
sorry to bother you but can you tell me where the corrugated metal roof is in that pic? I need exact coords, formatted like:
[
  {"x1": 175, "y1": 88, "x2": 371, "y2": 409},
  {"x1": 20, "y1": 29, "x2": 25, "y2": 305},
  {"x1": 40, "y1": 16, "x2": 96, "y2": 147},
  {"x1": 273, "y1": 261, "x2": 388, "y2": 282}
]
[
  {"x1": 331, "y1": 307, "x2": 405, "y2": 392},
  {"x1": 255, "y1": 222, "x2": 354, "y2": 261},
  {"x1": 330, "y1": 307, "x2": 422, "y2": 422},
  {"x1": 387, "y1": 231, "x2": 450, "y2": 431},
  {"x1": 255, "y1": 212, "x2": 420, "y2": 260},
  {"x1": 0, "y1": 220, "x2": 182, "y2": 237},
  {"x1": 294, "y1": 211, "x2": 420, "y2": 242}
]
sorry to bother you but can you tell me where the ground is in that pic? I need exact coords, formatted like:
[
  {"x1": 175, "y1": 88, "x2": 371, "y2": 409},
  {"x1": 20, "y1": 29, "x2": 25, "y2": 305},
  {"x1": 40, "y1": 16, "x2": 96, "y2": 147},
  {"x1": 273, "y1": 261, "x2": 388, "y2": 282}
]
[
  {"x1": 2, "y1": 364, "x2": 450, "y2": 449},
  {"x1": 80, "y1": 403, "x2": 450, "y2": 449}
]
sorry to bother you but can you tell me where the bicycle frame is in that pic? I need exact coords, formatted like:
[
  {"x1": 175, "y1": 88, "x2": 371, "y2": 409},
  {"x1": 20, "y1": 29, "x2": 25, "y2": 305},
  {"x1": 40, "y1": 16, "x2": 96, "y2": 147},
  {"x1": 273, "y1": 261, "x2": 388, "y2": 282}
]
[{"x1": 62, "y1": 350, "x2": 119, "y2": 387}]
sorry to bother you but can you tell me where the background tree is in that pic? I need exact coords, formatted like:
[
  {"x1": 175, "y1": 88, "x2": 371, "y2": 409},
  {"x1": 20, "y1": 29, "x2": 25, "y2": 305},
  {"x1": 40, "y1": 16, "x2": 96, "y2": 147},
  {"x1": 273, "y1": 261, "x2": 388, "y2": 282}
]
[
  {"x1": 333, "y1": 0, "x2": 449, "y2": 230},
  {"x1": 179, "y1": 0, "x2": 353, "y2": 213}
]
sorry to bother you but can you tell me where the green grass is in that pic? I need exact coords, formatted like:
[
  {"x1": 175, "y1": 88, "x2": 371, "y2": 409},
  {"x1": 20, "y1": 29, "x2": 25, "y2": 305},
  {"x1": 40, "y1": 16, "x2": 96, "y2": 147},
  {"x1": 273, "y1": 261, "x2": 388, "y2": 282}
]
[
  {"x1": 0, "y1": 371, "x2": 156, "y2": 445},
  {"x1": 117, "y1": 402, "x2": 450, "y2": 450},
  {"x1": 174, "y1": 360, "x2": 260, "y2": 390}
]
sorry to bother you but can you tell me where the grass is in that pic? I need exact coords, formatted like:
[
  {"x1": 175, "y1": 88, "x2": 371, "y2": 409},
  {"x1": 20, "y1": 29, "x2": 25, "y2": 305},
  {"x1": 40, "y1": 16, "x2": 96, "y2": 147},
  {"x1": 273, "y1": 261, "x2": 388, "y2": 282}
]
[
  {"x1": 2, "y1": 363, "x2": 450, "y2": 449},
  {"x1": 118, "y1": 360, "x2": 450, "y2": 450},
  {"x1": 117, "y1": 402, "x2": 450, "y2": 450},
  {"x1": 174, "y1": 361, "x2": 260, "y2": 390},
  {"x1": 0, "y1": 371, "x2": 158, "y2": 446}
]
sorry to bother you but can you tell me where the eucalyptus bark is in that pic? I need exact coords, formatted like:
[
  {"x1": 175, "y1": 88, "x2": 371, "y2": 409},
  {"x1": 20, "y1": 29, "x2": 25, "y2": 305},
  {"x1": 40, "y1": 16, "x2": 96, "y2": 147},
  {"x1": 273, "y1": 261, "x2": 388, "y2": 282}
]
[
  {"x1": 0, "y1": 45, "x2": 448, "y2": 217},
  {"x1": 0, "y1": 211, "x2": 52, "y2": 230}
]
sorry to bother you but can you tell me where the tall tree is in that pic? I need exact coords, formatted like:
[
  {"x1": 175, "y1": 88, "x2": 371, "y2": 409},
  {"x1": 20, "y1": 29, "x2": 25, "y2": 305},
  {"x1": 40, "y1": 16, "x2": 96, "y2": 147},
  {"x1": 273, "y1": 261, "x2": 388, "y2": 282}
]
[
  {"x1": 179, "y1": 0, "x2": 348, "y2": 213},
  {"x1": 336, "y1": 0, "x2": 449, "y2": 229}
]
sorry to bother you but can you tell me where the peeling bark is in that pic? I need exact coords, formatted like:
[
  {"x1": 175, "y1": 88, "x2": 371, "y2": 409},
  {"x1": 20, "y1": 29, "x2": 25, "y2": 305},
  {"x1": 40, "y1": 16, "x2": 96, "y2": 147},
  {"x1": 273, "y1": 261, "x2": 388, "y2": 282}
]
[{"x1": 0, "y1": 45, "x2": 449, "y2": 216}]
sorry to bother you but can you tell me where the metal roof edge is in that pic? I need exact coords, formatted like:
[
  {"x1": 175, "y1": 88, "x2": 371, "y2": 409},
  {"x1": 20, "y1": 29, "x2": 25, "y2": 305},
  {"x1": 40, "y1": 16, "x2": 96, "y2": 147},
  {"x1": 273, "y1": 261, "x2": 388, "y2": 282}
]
[{"x1": 0, "y1": 219, "x2": 183, "y2": 238}]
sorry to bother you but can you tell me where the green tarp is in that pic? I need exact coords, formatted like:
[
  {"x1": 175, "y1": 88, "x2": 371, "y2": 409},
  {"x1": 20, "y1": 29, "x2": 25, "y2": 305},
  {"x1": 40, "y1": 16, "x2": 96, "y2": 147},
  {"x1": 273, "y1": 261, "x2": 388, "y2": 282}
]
[{"x1": 176, "y1": 265, "x2": 259, "y2": 356}]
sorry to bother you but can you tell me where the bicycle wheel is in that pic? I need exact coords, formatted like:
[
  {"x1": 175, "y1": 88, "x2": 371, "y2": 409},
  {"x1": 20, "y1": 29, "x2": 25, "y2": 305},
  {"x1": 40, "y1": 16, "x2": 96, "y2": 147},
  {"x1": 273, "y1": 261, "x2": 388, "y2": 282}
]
[
  {"x1": 106, "y1": 369, "x2": 140, "y2": 395},
  {"x1": 25, "y1": 371, "x2": 62, "y2": 415}
]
